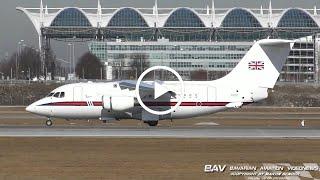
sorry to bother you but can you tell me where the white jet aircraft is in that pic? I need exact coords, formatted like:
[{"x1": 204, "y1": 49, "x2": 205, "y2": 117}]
[{"x1": 26, "y1": 39, "x2": 293, "y2": 127}]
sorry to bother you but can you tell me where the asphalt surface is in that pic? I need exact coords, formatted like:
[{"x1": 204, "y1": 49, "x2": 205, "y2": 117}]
[
  {"x1": 1, "y1": 107, "x2": 320, "y2": 138},
  {"x1": 1, "y1": 112, "x2": 320, "y2": 120},
  {"x1": 0, "y1": 126, "x2": 317, "y2": 138}
]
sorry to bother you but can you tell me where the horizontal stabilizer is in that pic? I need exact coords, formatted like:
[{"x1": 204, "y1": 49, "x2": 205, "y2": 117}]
[{"x1": 226, "y1": 102, "x2": 243, "y2": 108}]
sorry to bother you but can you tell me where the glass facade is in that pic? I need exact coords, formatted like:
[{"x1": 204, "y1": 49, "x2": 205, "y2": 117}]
[
  {"x1": 278, "y1": 9, "x2": 318, "y2": 28},
  {"x1": 216, "y1": 28, "x2": 269, "y2": 42},
  {"x1": 164, "y1": 8, "x2": 205, "y2": 27},
  {"x1": 41, "y1": 6, "x2": 320, "y2": 42},
  {"x1": 103, "y1": 28, "x2": 154, "y2": 41},
  {"x1": 280, "y1": 38, "x2": 316, "y2": 82},
  {"x1": 107, "y1": 8, "x2": 148, "y2": 27},
  {"x1": 96, "y1": 8, "x2": 320, "y2": 42},
  {"x1": 89, "y1": 41, "x2": 252, "y2": 80},
  {"x1": 51, "y1": 8, "x2": 91, "y2": 27},
  {"x1": 221, "y1": 8, "x2": 262, "y2": 27},
  {"x1": 36, "y1": 6, "x2": 320, "y2": 82},
  {"x1": 159, "y1": 28, "x2": 211, "y2": 42},
  {"x1": 89, "y1": 37, "x2": 318, "y2": 82},
  {"x1": 276, "y1": 29, "x2": 317, "y2": 40}
]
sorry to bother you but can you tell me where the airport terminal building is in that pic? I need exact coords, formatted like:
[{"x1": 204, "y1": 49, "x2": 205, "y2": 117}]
[{"x1": 17, "y1": 1, "x2": 320, "y2": 82}]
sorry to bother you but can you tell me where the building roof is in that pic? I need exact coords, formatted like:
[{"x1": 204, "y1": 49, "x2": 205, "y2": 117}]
[
  {"x1": 17, "y1": 1, "x2": 320, "y2": 32},
  {"x1": 16, "y1": 1, "x2": 320, "y2": 42}
]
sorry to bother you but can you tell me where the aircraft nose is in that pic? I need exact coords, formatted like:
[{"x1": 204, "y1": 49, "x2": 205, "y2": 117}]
[{"x1": 26, "y1": 104, "x2": 36, "y2": 114}]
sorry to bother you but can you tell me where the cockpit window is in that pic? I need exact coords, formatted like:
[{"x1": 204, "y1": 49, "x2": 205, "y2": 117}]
[
  {"x1": 47, "y1": 93, "x2": 54, "y2": 97},
  {"x1": 60, "y1": 92, "x2": 65, "y2": 98},
  {"x1": 53, "y1": 92, "x2": 60, "y2": 98}
]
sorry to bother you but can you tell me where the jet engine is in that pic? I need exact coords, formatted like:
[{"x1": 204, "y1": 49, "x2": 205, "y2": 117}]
[{"x1": 102, "y1": 95, "x2": 134, "y2": 111}]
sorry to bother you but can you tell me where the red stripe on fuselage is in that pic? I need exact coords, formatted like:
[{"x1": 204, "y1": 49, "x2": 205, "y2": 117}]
[
  {"x1": 93, "y1": 102, "x2": 103, "y2": 106},
  {"x1": 41, "y1": 101, "x2": 243, "y2": 107},
  {"x1": 45, "y1": 101, "x2": 101, "y2": 106},
  {"x1": 143, "y1": 102, "x2": 229, "y2": 106}
]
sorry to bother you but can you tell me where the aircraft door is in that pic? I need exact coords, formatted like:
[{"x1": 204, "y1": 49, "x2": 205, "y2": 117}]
[
  {"x1": 73, "y1": 86, "x2": 83, "y2": 101},
  {"x1": 207, "y1": 86, "x2": 216, "y2": 102}
]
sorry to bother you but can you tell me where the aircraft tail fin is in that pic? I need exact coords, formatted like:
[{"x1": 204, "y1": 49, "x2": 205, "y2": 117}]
[{"x1": 222, "y1": 39, "x2": 293, "y2": 88}]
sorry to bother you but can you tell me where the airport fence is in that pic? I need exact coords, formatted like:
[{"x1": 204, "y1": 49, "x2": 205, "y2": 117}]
[
  {"x1": 0, "y1": 79, "x2": 320, "y2": 106},
  {"x1": 0, "y1": 94, "x2": 30, "y2": 106},
  {"x1": 0, "y1": 83, "x2": 60, "y2": 106}
]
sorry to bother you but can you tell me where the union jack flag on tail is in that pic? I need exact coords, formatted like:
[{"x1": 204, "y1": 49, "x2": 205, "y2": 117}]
[{"x1": 248, "y1": 61, "x2": 264, "y2": 70}]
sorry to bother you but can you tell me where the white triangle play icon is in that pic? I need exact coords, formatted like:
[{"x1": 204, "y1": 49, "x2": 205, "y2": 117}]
[{"x1": 154, "y1": 81, "x2": 170, "y2": 99}]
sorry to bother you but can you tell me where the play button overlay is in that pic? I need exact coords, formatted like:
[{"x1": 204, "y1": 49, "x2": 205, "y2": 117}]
[
  {"x1": 135, "y1": 66, "x2": 185, "y2": 115},
  {"x1": 154, "y1": 80, "x2": 170, "y2": 99}
]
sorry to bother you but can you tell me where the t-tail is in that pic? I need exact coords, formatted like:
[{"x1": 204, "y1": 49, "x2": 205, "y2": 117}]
[
  {"x1": 214, "y1": 39, "x2": 293, "y2": 106},
  {"x1": 221, "y1": 39, "x2": 294, "y2": 89}
]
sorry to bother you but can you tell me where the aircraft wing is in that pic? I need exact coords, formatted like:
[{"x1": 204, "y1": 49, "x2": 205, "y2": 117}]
[
  {"x1": 119, "y1": 80, "x2": 176, "y2": 98},
  {"x1": 119, "y1": 80, "x2": 154, "y2": 91}
]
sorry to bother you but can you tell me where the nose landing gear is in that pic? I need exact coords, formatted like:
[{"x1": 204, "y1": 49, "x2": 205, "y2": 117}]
[
  {"x1": 46, "y1": 118, "x2": 53, "y2": 127},
  {"x1": 144, "y1": 121, "x2": 158, "y2": 127}
]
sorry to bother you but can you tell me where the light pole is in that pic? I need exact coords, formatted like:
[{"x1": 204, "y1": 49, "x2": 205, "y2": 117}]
[
  {"x1": 174, "y1": 45, "x2": 178, "y2": 80},
  {"x1": 28, "y1": 67, "x2": 31, "y2": 84},
  {"x1": 45, "y1": 67, "x2": 47, "y2": 82},
  {"x1": 72, "y1": 36, "x2": 76, "y2": 75},
  {"x1": 72, "y1": 43, "x2": 75, "y2": 74},
  {"x1": 140, "y1": 54, "x2": 142, "y2": 76},
  {"x1": 20, "y1": 43, "x2": 42, "y2": 78},
  {"x1": 0, "y1": 72, "x2": 4, "y2": 80},
  {"x1": 16, "y1": 40, "x2": 24, "y2": 79},
  {"x1": 138, "y1": 45, "x2": 142, "y2": 76},
  {"x1": 19, "y1": 44, "x2": 40, "y2": 79},
  {"x1": 67, "y1": 43, "x2": 76, "y2": 80},
  {"x1": 68, "y1": 43, "x2": 75, "y2": 75},
  {"x1": 100, "y1": 67, "x2": 103, "y2": 80},
  {"x1": 68, "y1": 43, "x2": 72, "y2": 75},
  {"x1": 15, "y1": 44, "x2": 19, "y2": 79},
  {"x1": 57, "y1": 58, "x2": 71, "y2": 80},
  {"x1": 21, "y1": 71, "x2": 24, "y2": 80}
]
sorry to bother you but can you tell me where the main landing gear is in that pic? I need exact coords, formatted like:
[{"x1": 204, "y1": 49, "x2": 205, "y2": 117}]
[
  {"x1": 144, "y1": 121, "x2": 158, "y2": 127},
  {"x1": 46, "y1": 118, "x2": 53, "y2": 127}
]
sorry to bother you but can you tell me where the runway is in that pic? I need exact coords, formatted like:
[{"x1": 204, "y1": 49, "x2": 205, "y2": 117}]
[
  {"x1": 1, "y1": 112, "x2": 320, "y2": 120},
  {"x1": 1, "y1": 106, "x2": 320, "y2": 138},
  {"x1": 0, "y1": 126, "x2": 320, "y2": 138}
]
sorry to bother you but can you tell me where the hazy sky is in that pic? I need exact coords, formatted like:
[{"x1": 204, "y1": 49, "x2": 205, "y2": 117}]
[{"x1": 1, "y1": 0, "x2": 320, "y2": 61}]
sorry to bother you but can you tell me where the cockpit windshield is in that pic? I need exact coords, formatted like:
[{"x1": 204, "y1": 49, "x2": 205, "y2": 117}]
[
  {"x1": 49, "y1": 92, "x2": 66, "y2": 98},
  {"x1": 53, "y1": 92, "x2": 60, "y2": 98},
  {"x1": 47, "y1": 92, "x2": 54, "y2": 97},
  {"x1": 47, "y1": 91, "x2": 65, "y2": 98}
]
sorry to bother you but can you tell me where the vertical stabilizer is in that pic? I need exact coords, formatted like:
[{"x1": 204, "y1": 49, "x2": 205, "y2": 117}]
[{"x1": 221, "y1": 39, "x2": 293, "y2": 88}]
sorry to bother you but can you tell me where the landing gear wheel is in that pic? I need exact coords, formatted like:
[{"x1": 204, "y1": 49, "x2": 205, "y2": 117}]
[
  {"x1": 146, "y1": 121, "x2": 158, "y2": 127},
  {"x1": 46, "y1": 119, "x2": 53, "y2": 127}
]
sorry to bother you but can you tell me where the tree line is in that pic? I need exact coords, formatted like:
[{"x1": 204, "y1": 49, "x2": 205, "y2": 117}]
[
  {"x1": 75, "y1": 52, "x2": 150, "y2": 80},
  {"x1": 0, "y1": 47, "x2": 62, "y2": 80},
  {"x1": 0, "y1": 47, "x2": 150, "y2": 81}
]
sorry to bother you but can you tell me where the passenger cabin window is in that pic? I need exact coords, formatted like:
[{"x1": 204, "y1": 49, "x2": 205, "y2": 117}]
[
  {"x1": 60, "y1": 92, "x2": 65, "y2": 98},
  {"x1": 54, "y1": 92, "x2": 60, "y2": 98}
]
